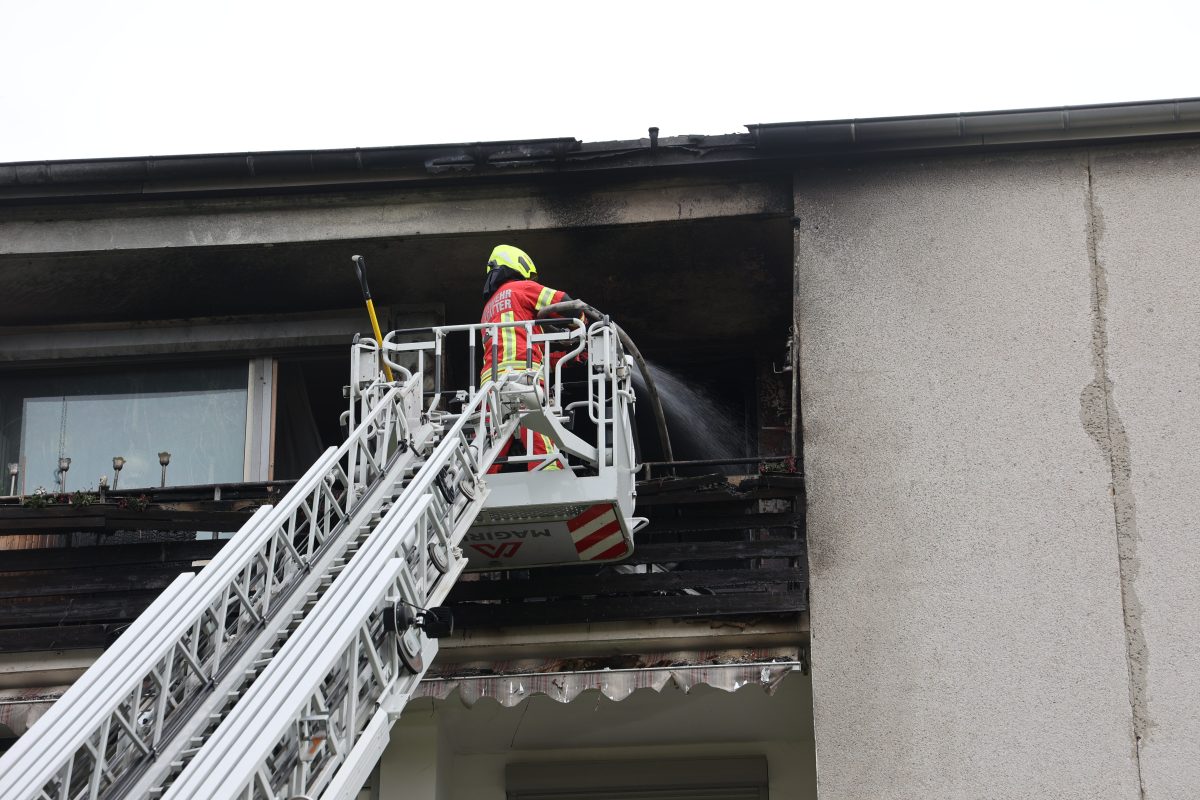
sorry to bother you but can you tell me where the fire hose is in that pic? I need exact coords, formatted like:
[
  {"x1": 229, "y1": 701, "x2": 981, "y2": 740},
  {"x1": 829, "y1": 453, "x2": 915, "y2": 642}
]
[{"x1": 538, "y1": 300, "x2": 674, "y2": 464}]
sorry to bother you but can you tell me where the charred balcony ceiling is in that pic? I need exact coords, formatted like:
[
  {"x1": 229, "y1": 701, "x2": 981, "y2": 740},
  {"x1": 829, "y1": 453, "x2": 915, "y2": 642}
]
[
  {"x1": 0, "y1": 169, "x2": 794, "y2": 357},
  {"x1": 0, "y1": 219, "x2": 793, "y2": 358}
]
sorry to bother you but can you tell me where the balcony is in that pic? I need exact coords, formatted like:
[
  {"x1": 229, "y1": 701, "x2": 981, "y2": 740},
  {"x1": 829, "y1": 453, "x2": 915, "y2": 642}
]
[{"x1": 0, "y1": 466, "x2": 804, "y2": 654}]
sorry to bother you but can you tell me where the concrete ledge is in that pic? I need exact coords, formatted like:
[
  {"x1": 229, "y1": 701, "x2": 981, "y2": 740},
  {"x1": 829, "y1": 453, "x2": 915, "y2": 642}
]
[
  {"x1": 0, "y1": 176, "x2": 790, "y2": 256},
  {"x1": 435, "y1": 614, "x2": 808, "y2": 663}
]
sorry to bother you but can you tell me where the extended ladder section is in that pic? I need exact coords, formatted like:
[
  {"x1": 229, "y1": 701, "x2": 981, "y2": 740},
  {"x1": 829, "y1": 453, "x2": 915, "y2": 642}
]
[{"x1": 0, "y1": 314, "x2": 639, "y2": 800}]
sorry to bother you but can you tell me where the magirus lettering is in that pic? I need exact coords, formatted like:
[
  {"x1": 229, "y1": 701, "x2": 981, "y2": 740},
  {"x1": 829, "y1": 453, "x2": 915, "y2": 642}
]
[{"x1": 466, "y1": 528, "x2": 551, "y2": 541}]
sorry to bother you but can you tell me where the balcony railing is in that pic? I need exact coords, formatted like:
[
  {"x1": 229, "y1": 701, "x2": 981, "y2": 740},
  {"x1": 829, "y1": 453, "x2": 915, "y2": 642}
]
[{"x1": 0, "y1": 467, "x2": 804, "y2": 654}]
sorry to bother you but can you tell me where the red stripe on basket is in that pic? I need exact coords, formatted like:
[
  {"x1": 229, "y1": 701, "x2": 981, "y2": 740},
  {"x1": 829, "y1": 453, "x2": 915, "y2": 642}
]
[
  {"x1": 566, "y1": 503, "x2": 611, "y2": 532},
  {"x1": 593, "y1": 541, "x2": 629, "y2": 561},
  {"x1": 574, "y1": 520, "x2": 622, "y2": 554}
]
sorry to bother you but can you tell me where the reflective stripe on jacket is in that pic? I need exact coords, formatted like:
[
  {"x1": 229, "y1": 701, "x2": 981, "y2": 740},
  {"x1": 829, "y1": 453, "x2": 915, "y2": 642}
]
[{"x1": 480, "y1": 280, "x2": 566, "y2": 383}]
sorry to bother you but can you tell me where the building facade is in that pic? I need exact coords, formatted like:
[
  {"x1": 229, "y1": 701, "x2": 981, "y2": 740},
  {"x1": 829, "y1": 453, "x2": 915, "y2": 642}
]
[{"x1": 1, "y1": 98, "x2": 1198, "y2": 799}]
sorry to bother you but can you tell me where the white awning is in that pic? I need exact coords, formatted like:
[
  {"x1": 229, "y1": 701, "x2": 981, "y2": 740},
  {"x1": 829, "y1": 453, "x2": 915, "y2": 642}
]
[
  {"x1": 0, "y1": 686, "x2": 67, "y2": 737},
  {"x1": 416, "y1": 648, "x2": 803, "y2": 707},
  {"x1": 0, "y1": 651, "x2": 804, "y2": 737}
]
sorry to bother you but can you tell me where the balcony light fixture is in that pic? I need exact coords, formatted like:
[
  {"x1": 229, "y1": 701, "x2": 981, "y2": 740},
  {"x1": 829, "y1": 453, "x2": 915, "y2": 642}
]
[{"x1": 58, "y1": 457, "x2": 71, "y2": 493}]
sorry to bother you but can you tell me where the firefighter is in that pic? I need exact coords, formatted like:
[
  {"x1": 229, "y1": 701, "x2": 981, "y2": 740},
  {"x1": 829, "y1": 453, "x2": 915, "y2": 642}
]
[{"x1": 480, "y1": 244, "x2": 575, "y2": 472}]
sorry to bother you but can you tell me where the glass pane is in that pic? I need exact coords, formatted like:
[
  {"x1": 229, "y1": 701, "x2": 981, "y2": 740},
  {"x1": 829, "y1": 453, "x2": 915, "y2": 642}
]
[{"x1": 1, "y1": 364, "x2": 248, "y2": 493}]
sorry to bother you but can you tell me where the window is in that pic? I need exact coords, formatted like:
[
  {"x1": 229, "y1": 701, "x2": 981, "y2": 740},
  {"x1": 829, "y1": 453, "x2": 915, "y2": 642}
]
[
  {"x1": 506, "y1": 757, "x2": 768, "y2": 800},
  {"x1": 1, "y1": 363, "x2": 249, "y2": 493}
]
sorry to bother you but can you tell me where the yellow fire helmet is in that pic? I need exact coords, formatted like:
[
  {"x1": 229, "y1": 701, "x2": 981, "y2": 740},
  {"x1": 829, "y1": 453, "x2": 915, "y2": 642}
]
[{"x1": 486, "y1": 244, "x2": 537, "y2": 279}]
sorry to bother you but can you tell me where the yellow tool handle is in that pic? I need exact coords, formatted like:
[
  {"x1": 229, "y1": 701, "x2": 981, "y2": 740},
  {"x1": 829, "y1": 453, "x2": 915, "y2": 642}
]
[{"x1": 352, "y1": 255, "x2": 395, "y2": 383}]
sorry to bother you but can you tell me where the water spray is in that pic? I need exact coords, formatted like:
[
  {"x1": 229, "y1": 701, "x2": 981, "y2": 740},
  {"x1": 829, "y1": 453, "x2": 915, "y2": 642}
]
[{"x1": 538, "y1": 299, "x2": 674, "y2": 464}]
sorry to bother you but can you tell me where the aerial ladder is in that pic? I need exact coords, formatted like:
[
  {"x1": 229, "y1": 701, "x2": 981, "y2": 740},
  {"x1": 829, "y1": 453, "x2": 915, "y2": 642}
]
[{"x1": 0, "y1": 297, "x2": 644, "y2": 800}]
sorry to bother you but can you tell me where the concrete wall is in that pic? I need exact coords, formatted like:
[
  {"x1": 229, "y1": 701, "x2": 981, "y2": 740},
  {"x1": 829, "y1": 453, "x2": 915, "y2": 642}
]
[
  {"x1": 378, "y1": 672, "x2": 815, "y2": 799},
  {"x1": 1087, "y1": 142, "x2": 1200, "y2": 799},
  {"x1": 793, "y1": 144, "x2": 1200, "y2": 799}
]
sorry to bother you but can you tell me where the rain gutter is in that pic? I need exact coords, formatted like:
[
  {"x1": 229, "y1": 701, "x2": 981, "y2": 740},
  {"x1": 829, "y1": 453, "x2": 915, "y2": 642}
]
[
  {"x1": 748, "y1": 97, "x2": 1200, "y2": 153},
  {"x1": 2, "y1": 98, "x2": 1200, "y2": 203}
]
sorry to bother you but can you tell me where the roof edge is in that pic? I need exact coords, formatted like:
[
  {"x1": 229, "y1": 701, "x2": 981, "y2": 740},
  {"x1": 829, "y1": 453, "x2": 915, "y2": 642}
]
[
  {"x1": 748, "y1": 96, "x2": 1200, "y2": 152},
  {"x1": 3, "y1": 97, "x2": 1200, "y2": 202}
]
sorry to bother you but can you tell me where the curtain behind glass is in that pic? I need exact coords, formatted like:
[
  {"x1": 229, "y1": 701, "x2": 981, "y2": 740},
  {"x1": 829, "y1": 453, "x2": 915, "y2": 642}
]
[{"x1": 1, "y1": 364, "x2": 248, "y2": 493}]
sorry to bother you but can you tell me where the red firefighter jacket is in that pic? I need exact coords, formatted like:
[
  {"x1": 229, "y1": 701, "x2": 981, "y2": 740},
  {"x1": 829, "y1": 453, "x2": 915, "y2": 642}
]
[{"x1": 480, "y1": 279, "x2": 567, "y2": 382}]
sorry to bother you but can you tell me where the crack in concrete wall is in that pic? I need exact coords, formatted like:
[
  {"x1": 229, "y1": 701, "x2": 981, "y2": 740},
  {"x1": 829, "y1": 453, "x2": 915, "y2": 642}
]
[{"x1": 1081, "y1": 150, "x2": 1151, "y2": 798}]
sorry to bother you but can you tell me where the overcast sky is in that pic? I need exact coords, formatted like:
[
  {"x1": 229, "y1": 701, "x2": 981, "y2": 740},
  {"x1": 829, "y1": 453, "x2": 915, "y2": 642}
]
[{"x1": 2, "y1": 0, "x2": 1197, "y2": 163}]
